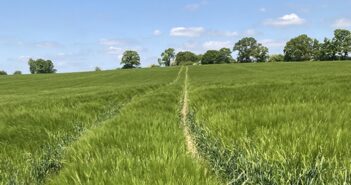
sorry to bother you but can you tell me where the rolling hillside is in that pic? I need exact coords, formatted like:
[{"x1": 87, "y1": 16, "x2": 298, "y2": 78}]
[{"x1": 1, "y1": 62, "x2": 351, "y2": 184}]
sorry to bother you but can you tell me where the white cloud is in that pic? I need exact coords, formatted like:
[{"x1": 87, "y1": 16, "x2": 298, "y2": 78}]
[
  {"x1": 183, "y1": 41, "x2": 198, "y2": 49},
  {"x1": 57, "y1": 52, "x2": 66, "y2": 56},
  {"x1": 35, "y1": 41, "x2": 62, "y2": 49},
  {"x1": 184, "y1": 0, "x2": 208, "y2": 11},
  {"x1": 333, "y1": 18, "x2": 351, "y2": 29},
  {"x1": 244, "y1": 29, "x2": 257, "y2": 36},
  {"x1": 99, "y1": 39, "x2": 129, "y2": 58},
  {"x1": 176, "y1": 41, "x2": 201, "y2": 53},
  {"x1": 209, "y1": 30, "x2": 238, "y2": 37},
  {"x1": 107, "y1": 46, "x2": 123, "y2": 55},
  {"x1": 259, "y1": 39, "x2": 286, "y2": 48},
  {"x1": 99, "y1": 39, "x2": 128, "y2": 46},
  {"x1": 260, "y1": 8, "x2": 266, "y2": 12},
  {"x1": 106, "y1": 46, "x2": 144, "y2": 59},
  {"x1": 0, "y1": 40, "x2": 62, "y2": 49},
  {"x1": 153, "y1": 29, "x2": 162, "y2": 36},
  {"x1": 18, "y1": 56, "x2": 32, "y2": 62},
  {"x1": 99, "y1": 38, "x2": 144, "y2": 59},
  {"x1": 203, "y1": 41, "x2": 232, "y2": 50},
  {"x1": 177, "y1": 40, "x2": 233, "y2": 53},
  {"x1": 170, "y1": 27, "x2": 238, "y2": 38},
  {"x1": 264, "y1": 13, "x2": 305, "y2": 26},
  {"x1": 185, "y1": 4, "x2": 201, "y2": 11},
  {"x1": 170, "y1": 27, "x2": 205, "y2": 37}
]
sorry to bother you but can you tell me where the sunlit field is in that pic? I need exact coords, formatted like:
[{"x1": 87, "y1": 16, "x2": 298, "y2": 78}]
[
  {"x1": 188, "y1": 62, "x2": 351, "y2": 184},
  {"x1": 1, "y1": 62, "x2": 351, "y2": 184},
  {"x1": 0, "y1": 67, "x2": 218, "y2": 184}
]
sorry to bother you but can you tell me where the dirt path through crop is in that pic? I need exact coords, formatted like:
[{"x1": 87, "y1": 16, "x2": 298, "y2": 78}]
[{"x1": 181, "y1": 67, "x2": 198, "y2": 157}]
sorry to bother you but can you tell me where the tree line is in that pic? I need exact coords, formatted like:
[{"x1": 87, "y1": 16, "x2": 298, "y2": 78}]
[
  {"x1": 1, "y1": 29, "x2": 350, "y2": 75},
  {"x1": 284, "y1": 29, "x2": 351, "y2": 61},
  {"x1": 153, "y1": 28, "x2": 351, "y2": 66},
  {"x1": 0, "y1": 59, "x2": 56, "y2": 76}
]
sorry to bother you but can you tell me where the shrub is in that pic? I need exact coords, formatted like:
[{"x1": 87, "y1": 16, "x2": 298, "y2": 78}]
[
  {"x1": 268, "y1": 54, "x2": 284, "y2": 62},
  {"x1": 0, "y1": 70, "x2": 7, "y2": 75},
  {"x1": 150, "y1": 64, "x2": 160, "y2": 68},
  {"x1": 13, "y1": 71, "x2": 22, "y2": 75}
]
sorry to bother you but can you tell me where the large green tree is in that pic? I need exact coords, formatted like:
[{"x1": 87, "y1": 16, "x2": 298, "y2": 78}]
[
  {"x1": 121, "y1": 50, "x2": 141, "y2": 69},
  {"x1": 161, "y1": 48, "x2": 176, "y2": 66},
  {"x1": 202, "y1": 48, "x2": 233, "y2": 65},
  {"x1": 333, "y1": 29, "x2": 351, "y2": 60},
  {"x1": 284, "y1": 34, "x2": 314, "y2": 61},
  {"x1": 202, "y1": 50, "x2": 221, "y2": 64},
  {"x1": 233, "y1": 37, "x2": 269, "y2": 62},
  {"x1": 175, "y1": 51, "x2": 199, "y2": 65},
  {"x1": 28, "y1": 58, "x2": 56, "y2": 74}
]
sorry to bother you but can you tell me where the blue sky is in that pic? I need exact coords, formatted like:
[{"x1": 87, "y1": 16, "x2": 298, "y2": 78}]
[{"x1": 0, "y1": 0, "x2": 350, "y2": 73}]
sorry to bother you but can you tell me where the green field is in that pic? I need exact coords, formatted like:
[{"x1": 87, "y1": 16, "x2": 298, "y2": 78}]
[{"x1": 1, "y1": 62, "x2": 351, "y2": 184}]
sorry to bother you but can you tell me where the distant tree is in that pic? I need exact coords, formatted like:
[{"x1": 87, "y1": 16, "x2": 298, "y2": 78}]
[
  {"x1": 234, "y1": 37, "x2": 256, "y2": 62},
  {"x1": 233, "y1": 37, "x2": 269, "y2": 62},
  {"x1": 333, "y1": 29, "x2": 351, "y2": 60},
  {"x1": 0, "y1": 70, "x2": 7, "y2": 75},
  {"x1": 311, "y1": 39, "x2": 322, "y2": 61},
  {"x1": 95, "y1": 67, "x2": 102, "y2": 71},
  {"x1": 219, "y1": 48, "x2": 234, "y2": 63},
  {"x1": 175, "y1": 51, "x2": 199, "y2": 65},
  {"x1": 197, "y1": 54, "x2": 203, "y2": 62},
  {"x1": 268, "y1": 54, "x2": 284, "y2": 62},
  {"x1": 161, "y1": 48, "x2": 176, "y2": 66},
  {"x1": 319, "y1": 38, "x2": 338, "y2": 61},
  {"x1": 13, "y1": 71, "x2": 22, "y2": 75},
  {"x1": 201, "y1": 48, "x2": 233, "y2": 65},
  {"x1": 157, "y1": 58, "x2": 164, "y2": 66},
  {"x1": 202, "y1": 50, "x2": 221, "y2": 64},
  {"x1": 150, "y1": 64, "x2": 160, "y2": 68},
  {"x1": 28, "y1": 58, "x2": 56, "y2": 74},
  {"x1": 254, "y1": 44, "x2": 269, "y2": 62},
  {"x1": 121, "y1": 50, "x2": 141, "y2": 69},
  {"x1": 284, "y1": 34, "x2": 314, "y2": 61}
]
